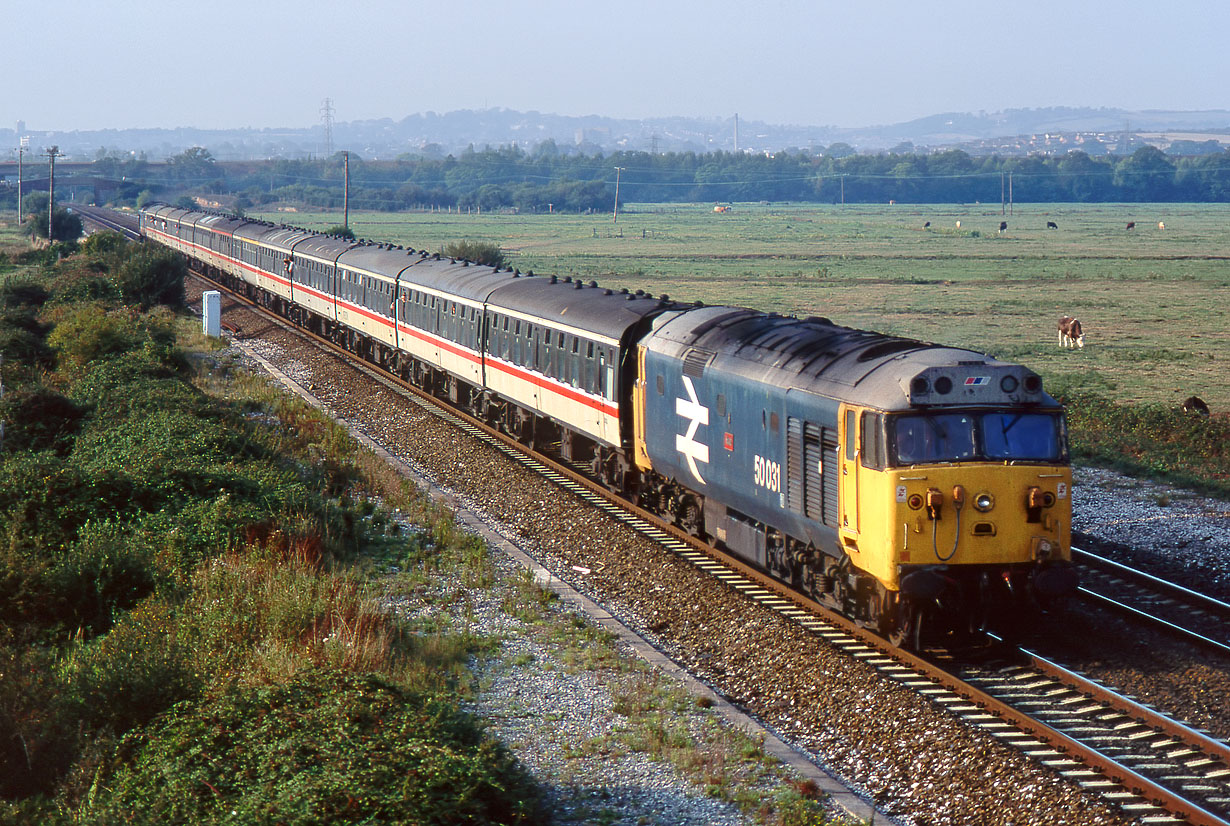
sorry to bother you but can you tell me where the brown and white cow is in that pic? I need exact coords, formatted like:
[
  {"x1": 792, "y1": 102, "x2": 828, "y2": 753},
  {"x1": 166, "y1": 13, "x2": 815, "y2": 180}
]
[{"x1": 1058, "y1": 316, "x2": 1085, "y2": 349}]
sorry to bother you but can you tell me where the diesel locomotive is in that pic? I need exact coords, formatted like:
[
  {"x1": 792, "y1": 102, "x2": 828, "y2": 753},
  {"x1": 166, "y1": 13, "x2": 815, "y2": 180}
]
[{"x1": 140, "y1": 204, "x2": 1077, "y2": 647}]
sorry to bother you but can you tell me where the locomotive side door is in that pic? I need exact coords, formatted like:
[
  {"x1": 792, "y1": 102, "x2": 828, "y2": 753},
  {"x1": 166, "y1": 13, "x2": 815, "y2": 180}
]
[{"x1": 839, "y1": 405, "x2": 860, "y2": 536}]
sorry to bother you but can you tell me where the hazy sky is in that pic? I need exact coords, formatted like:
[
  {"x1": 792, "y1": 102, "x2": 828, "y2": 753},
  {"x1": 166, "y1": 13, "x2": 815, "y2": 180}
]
[{"x1": 12, "y1": 0, "x2": 1229, "y2": 132}]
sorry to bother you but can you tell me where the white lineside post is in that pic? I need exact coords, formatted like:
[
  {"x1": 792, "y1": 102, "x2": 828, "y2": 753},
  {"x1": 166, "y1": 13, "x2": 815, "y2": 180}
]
[{"x1": 203, "y1": 291, "x2": 221, "y2": 337}]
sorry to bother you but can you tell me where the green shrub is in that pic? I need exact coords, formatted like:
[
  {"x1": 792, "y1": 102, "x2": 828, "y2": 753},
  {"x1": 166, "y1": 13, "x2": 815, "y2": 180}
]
[
  {"x1": 0, "y1": 278, "x2": 50, "y2": 310},
  {"x1": 48, "y1": 305, "x2": 178, "y2": 373},
  {"x1": 0, "y1": 452, "x2": 137, "y2": 557},
  {"x1": 0, "y1": 309, "x2": 53, "y2": 371},
  {"x1": 66, "y1": 351, "x2": 187, "y2": 417},
  {"x1": 78, "y1": 231, "x2": 128, "y2": 259},
  {"x1": 0, "y1": 387, "x2": 85, "y2": 454},
  {"x1": 59, "y1": 599, "x2": 200, "y2": 735},
  {"x1": 84, "y1": 669, "x2": 541, "y2": 825},
  {"x1": 442, "y1": 239, "x2": 506, "y2": 268},
  {"x1": 0, "y1": 641, "x2": 81, "y2": 799},
  {"x1": 25, "y1": 208, "x2": 83, "y2": 243},
  {"x1": 50, "y1": 270, "x2": 123, "y2": 305},
  {"x1": 48, "y1": 304, "x2": 149, "y2": 370},
  {"x1": 114, "y1": 248, "x2": 186, "y2": 309},
  {"x1": 43, "y1": 521, "x2": 160, "y2": 637}
]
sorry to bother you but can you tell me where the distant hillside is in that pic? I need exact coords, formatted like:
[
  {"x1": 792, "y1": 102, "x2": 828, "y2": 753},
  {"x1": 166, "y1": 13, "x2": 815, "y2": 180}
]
[{"x1": 3, "y1": 106, "x2": 1228, "y2": 161}]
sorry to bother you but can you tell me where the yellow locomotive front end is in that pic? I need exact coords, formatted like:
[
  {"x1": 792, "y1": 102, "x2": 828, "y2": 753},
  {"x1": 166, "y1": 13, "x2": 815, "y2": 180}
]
[{"x1": 837, "y1": 367, "x2": 1077, "y2": 645}]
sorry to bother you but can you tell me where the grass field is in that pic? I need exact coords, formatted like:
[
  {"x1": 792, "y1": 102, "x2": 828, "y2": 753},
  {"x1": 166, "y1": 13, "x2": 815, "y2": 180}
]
[{"x1": 257, "y1": 202, "x2": 1230, "y2": 413}]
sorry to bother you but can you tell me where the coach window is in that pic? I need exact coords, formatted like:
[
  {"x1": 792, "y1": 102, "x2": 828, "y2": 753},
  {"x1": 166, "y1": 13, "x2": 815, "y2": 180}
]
[
  {"x1": 569, "y1": 337, "x2": 580, "y2": 386},
  {"x1": 543, "y1": 329, "x2": 555, "y2": 377},
  {"x1": 860, "y1": 412, "x2": 886, "y2": 470},
  {"x1": 582, "y1": 342, "x2": 594, "y2": 391},
  {"x1": 603, "y1": 348, "x2": 616, "y2": 401}
]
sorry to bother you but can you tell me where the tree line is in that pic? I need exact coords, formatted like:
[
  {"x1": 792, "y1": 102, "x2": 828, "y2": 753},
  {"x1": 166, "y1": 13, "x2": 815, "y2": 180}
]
[{"x1": 12, "y1": 143, "x2": 1230, "y2": 214}]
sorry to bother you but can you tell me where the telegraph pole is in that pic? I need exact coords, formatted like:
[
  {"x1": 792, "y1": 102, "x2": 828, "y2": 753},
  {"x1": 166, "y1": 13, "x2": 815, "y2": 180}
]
[
  {"x1": 16, "y1": 138, "x2": 27, "y2": 223},
  {"x1": 613, "y1": 166, "x2": 625, "y2": 223},
  {"x1": 46, "y1": 145, "x2": 59, "y2": 240},
  {"x1": 343, "y1": 151, "x2": 350, "y2": 231}
]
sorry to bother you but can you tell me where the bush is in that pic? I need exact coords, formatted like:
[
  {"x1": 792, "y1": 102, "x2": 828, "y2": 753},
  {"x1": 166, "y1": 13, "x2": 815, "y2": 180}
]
[
  {"x1": 78, "y1": 230, "x2": 128, "y2": 259},
  {"x1": 0, "y1": 308, "x2": 53, "y2": 370},
  {"x1": 114, "y1": 248, "x2": 186, "y2": 309},
  {"x1": 0, "y1": 641, "x2": 81, "y2": 799},
  {"x1": 59, "y1": 599, "x2": 199, "y2": 735},
  {"x1": 442, "y1": 239, "x2": 505, "y2": 268},
  {"x1": 325, "y1": 224, "x2": 355, "y2": 241},
  {"x1": 26, "y1": 208, "x2": 83, "y2": 243},
  {"x1": 84, "y1": 670, "x2": 541, "y2": 825},
  {"x1": 49, "y1": 272, "x2": 122, "y2": 305},
  {"x1": 47, "y1": 305, "x2": 178, "y2": 372},
  {"x1": 43, "y1": 521, "x2": 161, "y2": 637},
  {"x1": 0, "y1": 387, "x2": 85, "y2": 454},
  {"x1": 0, "y1": 452, "x2": 137, "y2": 558},
  {"x1": 0, "y1": 278, "x2": 50, "y2": 310}
]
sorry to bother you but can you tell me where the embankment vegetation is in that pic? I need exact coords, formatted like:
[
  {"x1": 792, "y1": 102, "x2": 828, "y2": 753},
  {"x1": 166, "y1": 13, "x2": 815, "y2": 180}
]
[{"x1": 0, "y1": 234, "x2": 541, "y2": 824}]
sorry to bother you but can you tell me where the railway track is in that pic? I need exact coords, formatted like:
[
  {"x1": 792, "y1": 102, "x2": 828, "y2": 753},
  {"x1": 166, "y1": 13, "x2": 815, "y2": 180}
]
[
  {"x1": 1073, "y1": 546, "x2": 1230, "y2": 656},
  {"x1": 69, "y1": 204, "x2": 142, "y2": 239},
  {"x1": 177, "y1": 260, "x2": 1230, "y2": 826}
]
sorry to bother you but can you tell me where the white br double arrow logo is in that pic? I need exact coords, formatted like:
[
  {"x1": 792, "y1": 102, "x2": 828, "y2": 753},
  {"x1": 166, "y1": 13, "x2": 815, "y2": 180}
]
[{"x1": 675, "y1": 376, "x2": 710, "y2": 485}]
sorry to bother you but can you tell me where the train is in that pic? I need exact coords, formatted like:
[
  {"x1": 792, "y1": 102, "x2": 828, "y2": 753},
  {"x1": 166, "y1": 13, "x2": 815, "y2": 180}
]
[{"x1": 139, "y1": 203, "x2": 1077, "y2": 647}]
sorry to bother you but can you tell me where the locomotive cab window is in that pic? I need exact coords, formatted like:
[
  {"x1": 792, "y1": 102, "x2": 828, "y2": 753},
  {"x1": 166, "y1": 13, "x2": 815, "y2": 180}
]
[
  {"x1": 860, "y1": 412, "x2": 886, "y2": 470},
  {"x1": 887, "y1": 410, "x2": 1065, "y2": 466},
  {"x1": 844, "y1": 410, "x2": 858, "y2": 460},
  {"x1": 981, "y1": 412, "x2": 1066, "y2": 462}
]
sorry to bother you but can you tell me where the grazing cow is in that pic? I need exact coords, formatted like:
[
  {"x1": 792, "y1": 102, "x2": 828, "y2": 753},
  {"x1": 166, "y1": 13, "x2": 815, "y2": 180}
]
[
  {"x1": 999, "y1": 221, "x2": 1008, "y2": 234},
  {"x1": 1181, "y1": 396, "x2": 1210, "y2": 416},
  {"x1": 1126, "y1": 221, "x2": 1136, "y2": 230},
  {"x1": 1058, "y1": 316, "x2": 1085, "y2": 349},
  {"x1": 923, "y1": 221, "x2": 931, "y2": 228},
  {"x1": 1047, "y1": 221, "x2": 1058, "y2": 229},
  {"x1": 955, "y1": 220, "x2": 961, "y2": 229},
  {"x1": 1158, "y1": 221, "x2": 1165, "y2": 230}
]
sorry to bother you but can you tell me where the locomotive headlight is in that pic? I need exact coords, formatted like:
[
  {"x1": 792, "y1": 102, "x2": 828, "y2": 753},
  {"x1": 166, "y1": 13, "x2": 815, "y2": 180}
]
[{"x1": 974, "y1": 492, "x2": 995, "y2": 512}]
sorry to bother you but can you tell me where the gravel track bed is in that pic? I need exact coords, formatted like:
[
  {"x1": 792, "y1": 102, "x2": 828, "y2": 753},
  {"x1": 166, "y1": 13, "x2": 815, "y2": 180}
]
[{"x1": 193, "y1": 283, "x2": 1224, "y2": 825}]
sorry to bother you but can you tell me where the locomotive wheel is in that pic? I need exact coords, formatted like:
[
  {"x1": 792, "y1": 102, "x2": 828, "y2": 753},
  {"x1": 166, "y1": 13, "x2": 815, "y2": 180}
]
[
  {"x1": 888, "y1": 600, "x2": 922, "y2": 650},
  {"x1": 675, "y1": 495, "x2": 704, "y2": 537}
]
